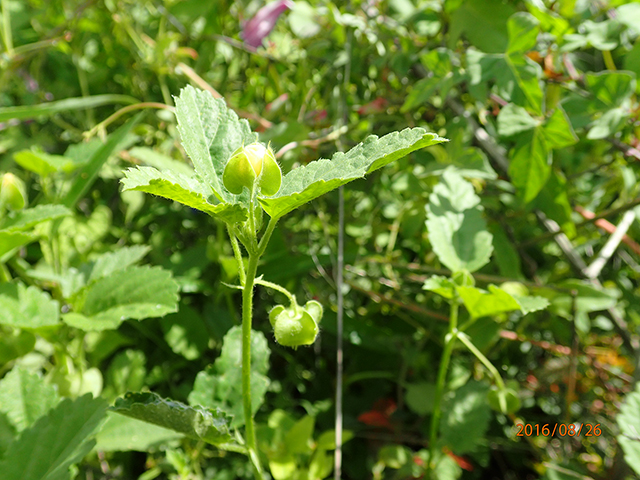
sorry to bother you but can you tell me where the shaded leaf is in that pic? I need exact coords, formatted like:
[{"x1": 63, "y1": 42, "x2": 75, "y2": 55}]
[
  {"x1": 426, "y1": 168, "x2": 493, "y2": 273},
  {"x1": 0, "y1": 367, "x2": 60, "y2": 432},
  {"x1": 188, "y1": 326, "x2": 269, "y2": 427},
  {"x1": 439, "y1": 381, "x2": 491, "y2": 454},
  {"x1": 63, "y1": 266, "x2": 179, "y2": 331},
  {"x1": 95, "y1": 411, "x2": 181, "y2": 452},
  {"x1": 0, "y1": 394, "x2": 107, "y2": 480},
  {"x1": 111, "y1": 391, "x2": 232, "y2": 445},
  {"x1": 509, "y1": 128, "x2": 550, "y2": 203},
  {"x1": 0, "y1": 205, "x2": 71, "y2": 232},
  {"x1": 0, "y1": 283, "x2": 60, "y2": 329}
]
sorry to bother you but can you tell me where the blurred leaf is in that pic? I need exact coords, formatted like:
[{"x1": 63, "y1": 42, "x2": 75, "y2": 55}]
[
  {"x1": 0, "y1": 205, "x2": 71, "y2": 232},
  {"x1": 406, "y1": 382, "x2": 437, "y2": 415},
  {"x1": 0, "y1": 367, "x2": 60, "y2": 432},
  {"x1": 509, "y1": 128, "x2": 550, "y2": 203},
  {"x1": 0, "y1": 283, "x2": 60, "y2": 329},
  {"x1": 188, "y1": 326, "x2": 269, "y2": 427},
  {"x1": 0, "y1": 95, "x2": 137, "y2": 122},
  {"x1": 507, "y1": 12, "x2": 540, "y2": 54},
  {"x1": 542, "y1": 107, "x2": 578, "y2": 148},
  {"x1": 87, "y1": 245, "x2": 151, "y2": 282},
  {"x1": 423, "y1": 275, "x2": 457, "y2": 299},
  {"x1": 13, "y1": 149, "x2": 76, "y2": 176},
  {"x1": 95, "y1": 411, "x2": 181, "y2": 452},
  {"x1": 585, "y1": 71, "x2": 636, "y2": 107},
  {"x1": 449, "y1": 0, "x2": 515, "y2": 53},
  {"x1": 0, "y1": 394, "x2": 107, "y2": 480},
  {"x1": 0, "y1": 330, "x2": 36, "y2": 364},
  {"x1": 497, "y1": 103, "x2": 538, "y2": 137},
  {"x1": 284, "y1": 415, "x2": 314, "y2": 454},
  {"x1": 111, "y1": 391, "x2": 231, "y2": 445},
  {"x1": 160, "y1": 305, "x2": 209, "y2": 360},
  {"x1": 0, "y1": 231, "x2": 36, "y2": 259},
  {"x1": 617, "y1": 382, "x2": 640, "y2": 476},
  {"x1": 63, "y1": 115, "x2": 141, "y2": 209},
  {"x1": 439, "y1": 381, "x2": 491, "y2": 454},
  {"x1": 426, "y1": 168, "x2": 493, "y2": 273},
  {"x1": 62, "y1": 266, "x2": 179, "y2": 331},
  {"x1": 457, "y1": 285, "x2": 521, "y2": 319}
]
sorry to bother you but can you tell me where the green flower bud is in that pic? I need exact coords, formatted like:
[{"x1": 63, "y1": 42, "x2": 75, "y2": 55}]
[
  {"x1": 0, "y1": 173, "x2": 27, "y2": 211},
  {"x1": 269, "y1": 300, "x2": 323, "y2": 348},
  {"x1": 222, "y1": 142, "x2": 282, "y2": 196}
]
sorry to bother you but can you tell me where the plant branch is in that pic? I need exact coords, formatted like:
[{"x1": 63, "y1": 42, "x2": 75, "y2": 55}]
[{"x1": 584, "y1": 209, "x2": 636, "y2": 279}]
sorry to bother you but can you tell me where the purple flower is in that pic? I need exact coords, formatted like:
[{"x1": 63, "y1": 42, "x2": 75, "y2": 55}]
[{"x1": 242, "y1": 0, "x2": 294, "y2": 48}]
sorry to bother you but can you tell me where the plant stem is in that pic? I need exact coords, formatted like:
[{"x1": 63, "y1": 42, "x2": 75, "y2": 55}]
[
  {"x1": 254, "y1": 278, "x2": 296, "y2": 305},
  {"x1": 427, "y1": 300, "x2": 459, "y2": 478},
  {"x1": 241, "y1": 250, "x2": 264, "y2": 480},
  {"x1": 457, "y1": 332, "x2": 505, "y2": 391}
]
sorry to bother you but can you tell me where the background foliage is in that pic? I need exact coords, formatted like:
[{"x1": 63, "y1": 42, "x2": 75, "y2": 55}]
[{"x1": 2, "y1": 0, "x2": 640, "y2": 479}]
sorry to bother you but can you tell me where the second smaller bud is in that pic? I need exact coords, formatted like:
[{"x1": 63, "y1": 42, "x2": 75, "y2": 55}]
[{"x1": 223, "y1": 142, "x2": 282, "y2": 196}]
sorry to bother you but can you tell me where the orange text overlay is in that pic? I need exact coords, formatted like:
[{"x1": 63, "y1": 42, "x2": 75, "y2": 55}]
[{"x1": 515, "y1": 423, "x2": 602, "y2": 437}]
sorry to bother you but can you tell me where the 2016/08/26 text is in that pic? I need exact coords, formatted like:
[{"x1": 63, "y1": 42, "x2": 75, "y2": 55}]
[{"x1": 515, "y1": 423, "x2": 602, "y2": 437}]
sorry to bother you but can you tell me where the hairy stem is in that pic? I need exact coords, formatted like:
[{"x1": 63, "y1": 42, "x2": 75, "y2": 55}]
[
  {"x1": 427, "y1": 300, "x2": 459, "y2": 478},
  {"x1": 242, "y1": 251, "x2": 264, "y2": 479}
]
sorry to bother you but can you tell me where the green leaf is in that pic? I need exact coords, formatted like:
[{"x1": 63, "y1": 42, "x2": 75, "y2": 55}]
[
  {"x1": 88, "y1": 245, "x2": 151, "y2": 282},
  {"x1": 0, "y1": 330, "x2": 36, "y2": 364},
  {"x1": 0, "y1": 205, "x2": 71, "y2": 232},
  {"x1": 0, "y1": 394, "x2": 107, "y2": 480},
  {"x1": 406, "y1": 382, "x2": 436, "y2": 415},
  {"x1": 497, "y1": 103, "x2": 539, "y2": 137},
  {"x1": 550, "y1": 280, "x2": 620, "y2": 318},
  {"x1": 62, "y1": 266, "x2": 179, "y2": 331},
  {"x1": 423, "y1": 275, "x2": 457, "y2": 299},
  {"x1": 188, "y1": 326, "x2": 270, "y2": 428},
  {"x1": 0, "y1": 283, "x2": 60, "y2": 329},
  {"x1": 121, "y1": 166, "x2": 247, "y2": 223},
  {"x1": 95, "y1": 411, "x2": 181, "y2": 452},
  {"x1": 174, "y1": 85, "x2": 257, "y2": 203},
  {"x1": 262, "y1": 128, "x2": 446, "y2": 219},
  {"x1": 542, "y1": 107, "x2": 578, "y2": 148},
  {"x1": 617, "y1": 383, "x2": 640, "y2": 476},
  {"x1": 0, "y1": 94, "x2": 137, "y2": 122},
  {"x1": 512, "y1": 294, "x2": 550, "y2": 315},
  {"x1": 0, "y1": 231, "x2": 36, "y2": 259},
  {"x1": 507, "y1": 12, "x2": 540, "y2": 54},
  {"x1": 509, "y1": 128, "x2": 550, "y2": 203},
  {"x1": 111, "y1": 391, "x2": 232, "y2": 445},
  {"x1": 585, "y1": 71, "x2": 636, "y2": 107},
  {"x1": 505, "y1": 53, "x2": 544, "y2": 115},
  {"x1": 127, "y1": 146, "x2": 195, "y2": 176},
  {"x1": 284, "y1": 415, "x2": 315, "y2": 454},
  {"x1": 425, "y1": 168, "x2": 493, "y2": 273},
  {"x1": 13, "y1": 149, "x2": 76, "y2": 176},
  {"x1": 587, "y1": 107, "x2": 629, "y2": 140},
  {"x1": 448, "y1": 0, "x2": 515, "y2": 53},
  {"x1": 160, "y1": 305, "x2": 210, "y2": 361},
  {"x1": 0, "y1": 367, "x2": 60, "y2": 432},
  {"x1": 457, "y1": 285, "x2": 522, "y2": 319},
  {"x1": 439, "y1": 381, "x2": 491, "y2": 454},
  {"x1": 531, "y1": 170, "x2": 575, "y2": 238},
  {"x1": 63, "y1": 115, "x2": 141, "y2": 209}
]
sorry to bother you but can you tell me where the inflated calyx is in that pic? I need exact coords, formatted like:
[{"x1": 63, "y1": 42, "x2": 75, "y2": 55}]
[{"x1": 223, "y1": 142, "x2": 282, "y2": 196}]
